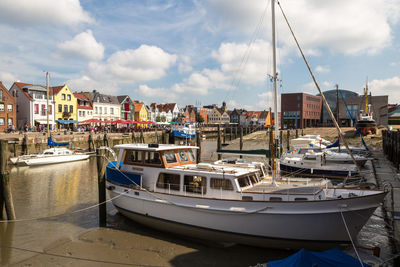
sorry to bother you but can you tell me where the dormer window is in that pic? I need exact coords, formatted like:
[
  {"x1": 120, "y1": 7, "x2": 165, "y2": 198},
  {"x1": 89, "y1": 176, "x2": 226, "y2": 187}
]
[{"x1": 62, "y1": 94, "x2": 66, "y2": 100}]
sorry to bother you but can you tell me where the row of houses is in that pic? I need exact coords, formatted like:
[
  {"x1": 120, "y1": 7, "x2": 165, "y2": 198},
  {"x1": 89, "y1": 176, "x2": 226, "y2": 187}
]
[{"x1": 0, "y1": 81, "x2": 274, "y2": 132}]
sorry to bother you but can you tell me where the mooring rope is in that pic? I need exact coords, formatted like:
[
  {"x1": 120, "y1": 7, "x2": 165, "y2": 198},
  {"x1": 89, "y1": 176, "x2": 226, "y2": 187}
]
[{"x1": 340, "y1": 209, "x2": 364, "y2": 267}]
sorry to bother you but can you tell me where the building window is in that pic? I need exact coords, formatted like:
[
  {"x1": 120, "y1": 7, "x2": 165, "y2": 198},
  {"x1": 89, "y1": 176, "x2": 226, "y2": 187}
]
[
  {"x1": 0, "y1": 118, "x2": 4, "y2": 125},
  {"x1": 110, "y1": 108, "x2": 114, "y2": 115},
  {"x1": 62, "y1": 94, "x2": 66, "y2": 100},
  {"x1": 34, "y1": 104, "x2": 38, "y2": 114},
  {"x1": 7, "y1": 118, "x2": 12, "y2": 126},
  {"x1": 95, "y1": 107, "x2": 98, "y2": 114},
  {"x1": 0, "y1": 90, "x2": 3, "y2": 101},
  {"x1": 58, "y1": 104, "x2": 62, "y2": 112},
  {"x1": 67, "y1": 94, "x2": 71, "y2": 101},
  {"x1": 69, "y1": 105, "x2": 73, "y2": 113},
  {"x1": 41, "y1": 104, "x2": 46, "y2": 116},
  {"x1": 104, "y1": 107, "x2": 107, "y2": 114},
  {"x1": 99, "y1": 107, "x2": 102, "y2": 114},
  {"x1": 49, "y1": 105, "x2": 52, "y2": 115},
  {"x1": 7, "y1": 104, "x2": 12, "y2": 112},
  {"x1": 64, "y1": 105, "x2": 68, "y2": 112}
]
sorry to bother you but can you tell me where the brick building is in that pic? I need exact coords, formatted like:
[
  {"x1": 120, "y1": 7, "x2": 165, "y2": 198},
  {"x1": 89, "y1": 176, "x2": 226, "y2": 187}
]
[
  {"x1": 281, "y1": 93, "x2": 322, "y2": 129},
  {"x1": 0, "y1": 82, "x2": 17, "y2": 131}
]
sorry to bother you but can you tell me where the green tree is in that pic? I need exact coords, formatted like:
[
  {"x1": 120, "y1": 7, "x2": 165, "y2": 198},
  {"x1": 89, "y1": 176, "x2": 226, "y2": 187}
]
[{"x1": 196, "y1": 114, "x2": 204, "y2": 123}]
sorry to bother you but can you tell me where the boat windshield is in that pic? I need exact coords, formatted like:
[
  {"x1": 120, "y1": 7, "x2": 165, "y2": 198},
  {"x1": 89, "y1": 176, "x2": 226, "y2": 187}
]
[
  {"x1": 164, "y1": 151, "x2": 177, "y2": 164},
  {"x1": 44, "y1": 151, "x2": 54, "y2": 155}
]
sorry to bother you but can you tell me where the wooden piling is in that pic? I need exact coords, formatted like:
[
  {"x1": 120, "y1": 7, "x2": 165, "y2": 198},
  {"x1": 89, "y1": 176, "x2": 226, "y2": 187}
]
[
  {"x1": 295, "y1": 129, "x2": 299, "y2": 138},
  {"x1": 240, "y1": 127, "x2": 243, "y2": 158},
  {"x1": 217, "y1": 125, "x2": 222, "y2": 160},
  {"x1": 103, "y1": 133, "x2": 109, "y2": 147},
  {"x1": 22, "y1": 134, "x2": 28, "y2": 155},
  {"x1": 0, "y1": 140, "x2": 15, "y2": 220},
  {"x1": 96, "y1": 148, "x2": 106, "y2": 227},
  {"x1": 223, "y1": 127, "x2": 226, "y2": 144},
  {"x1": 286, "y1": 130, "x2": 290, "y2": 151},
  {"x1": 235, "y1": 127, "x2": 238, "y2": 139},
  {"x1": 229, "y1": 127, "x2": 232, "y2": 141},
  {"x1": 279, "y1": 130, "x2": 283, "y2": 155},
  {"x1": 140, "y1": 129, "x2": 145, "y2": 143},
  {"x1": 196, "y1": 131, "x2": 201, "y2": 163}
]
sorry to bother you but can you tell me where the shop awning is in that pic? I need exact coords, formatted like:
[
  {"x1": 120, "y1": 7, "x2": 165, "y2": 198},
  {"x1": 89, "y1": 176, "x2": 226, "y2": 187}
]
[{"x1": 56, "y1": 120, "x2": 79, "y2": 124}]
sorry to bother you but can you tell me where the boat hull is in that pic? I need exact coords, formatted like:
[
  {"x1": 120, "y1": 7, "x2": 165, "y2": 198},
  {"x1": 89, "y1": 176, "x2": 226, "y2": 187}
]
[
  {"x1": 107, "y1": 183, "x2": 385, "y2": 249},
  {"x1": 279, "y1": 163, "x2": 358, "y2": 179},
  {"x1": 12, "y1": 154, "x2": 90, "y2": 166}
]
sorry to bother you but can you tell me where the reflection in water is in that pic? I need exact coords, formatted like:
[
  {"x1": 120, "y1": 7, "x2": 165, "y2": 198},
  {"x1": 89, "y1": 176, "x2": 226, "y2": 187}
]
[{"x1": 0, "y1": 222, "x2": 15, "y2": 265}]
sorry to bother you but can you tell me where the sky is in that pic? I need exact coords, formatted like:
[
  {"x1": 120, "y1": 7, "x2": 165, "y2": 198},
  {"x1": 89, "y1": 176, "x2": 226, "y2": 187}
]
[{"x1": 0, "y1": 0, "x2": 400, "y2": 111}]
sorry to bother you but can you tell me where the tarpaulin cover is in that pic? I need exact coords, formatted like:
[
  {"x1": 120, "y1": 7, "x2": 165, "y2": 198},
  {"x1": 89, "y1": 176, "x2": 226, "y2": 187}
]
[
  {"x1": 48, "y1": 137, "x2": 69, "y2": 147},
  {"x1": 267, "y1": 248, "x2": 371, "y2": 267},
  {"x1": 56, "y1": 120, "x2": 79, "y2": 124}
]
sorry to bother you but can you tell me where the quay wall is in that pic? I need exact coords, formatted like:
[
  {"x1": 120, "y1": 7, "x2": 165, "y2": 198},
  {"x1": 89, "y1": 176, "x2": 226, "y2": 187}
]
[{"x1": 382, "y1": 130, "x2": 400, "y2": 170}]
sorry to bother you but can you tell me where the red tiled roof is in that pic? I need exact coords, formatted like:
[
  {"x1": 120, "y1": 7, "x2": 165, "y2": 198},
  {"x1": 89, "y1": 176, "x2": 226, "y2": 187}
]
[
  {"x1": 135, "y1": 102, "x2": 144, "y2": 112},
  {"x1": 77, "y1": 105, "x2": 93, "y2": 110},
  {"x1": 13, "y1": 82, "x2": 33, "y2": 101},
  {"x1": 73, "y1": 92, "x2": 89, "y2": 100},
  {"x1": 50, "y1": 85, "x2": 65, "y2": 96}
]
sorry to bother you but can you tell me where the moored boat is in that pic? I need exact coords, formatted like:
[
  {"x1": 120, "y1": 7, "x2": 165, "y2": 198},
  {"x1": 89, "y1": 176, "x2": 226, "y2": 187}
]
[
  {"x1": 105, "y1": 143, "x2": 386, "y2": 249},
  {"x1": 10, "y1": 147, "x2": 90, "y2": 166}
]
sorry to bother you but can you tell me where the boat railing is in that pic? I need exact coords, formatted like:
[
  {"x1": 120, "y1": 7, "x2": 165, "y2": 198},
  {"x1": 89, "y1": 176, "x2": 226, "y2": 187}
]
[{"x1": 151, "y1": 182, "x2": 207, "y2": 198}]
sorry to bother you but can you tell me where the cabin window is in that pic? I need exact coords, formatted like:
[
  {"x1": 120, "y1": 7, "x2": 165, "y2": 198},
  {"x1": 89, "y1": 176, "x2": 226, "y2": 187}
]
[
  {"x1": 125, "y1": 150, "x2": 143, "y2": 164},
  {"x1": 184, "y1": 175, "x2": 206, "y2": 194},
  {"x1": 237, "y1": 176, "x2": 251, "y2": 188},
  {"x1": 156, "y1": 173, "x2": 180, "y2": 191},
  {"x1": 188, "y1": 150, "x2": 195, "y2": 161},
  {"x1": 178, "y1": 151, "x2": 188, "y2": 162},
  {"x1": 295, "y1": 198, "x2": 308, "y2": 201},
  {"x1": 248, "y1": 174, "x2": 258, "y2": 184},
  {"x1": 163, "y1": 151, "x2": 177, "y2": 164},
  {"x1": 210, "y1": 178, "x2": 233, "y2": 190},
  {"x1": 269, "y1": 197, "x2": 282, "y2": 201},
  {"x1": 145, "y1": 151, "x2": 162, "y2": 165}
]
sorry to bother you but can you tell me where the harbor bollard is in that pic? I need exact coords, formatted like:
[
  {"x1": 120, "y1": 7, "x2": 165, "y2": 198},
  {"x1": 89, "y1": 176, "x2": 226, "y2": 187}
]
[{"x1": 217, "y1": 125, "x2": 222, "y2": 160}]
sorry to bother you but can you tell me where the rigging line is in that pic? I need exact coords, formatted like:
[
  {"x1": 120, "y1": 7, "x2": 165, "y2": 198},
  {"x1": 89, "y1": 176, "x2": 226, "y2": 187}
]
[
  {"x1": 276, "y1": 1, "x2": 362, "y2": 181},
  {"x1": 224, "y1": 0, "x2": 270, "y2": 103},
  {"x1": 0, "y1": 243, "x2": 163, "y2": 267},
  {"x1": 339, "y1": 209, "x2": 364, "y2": 267}
]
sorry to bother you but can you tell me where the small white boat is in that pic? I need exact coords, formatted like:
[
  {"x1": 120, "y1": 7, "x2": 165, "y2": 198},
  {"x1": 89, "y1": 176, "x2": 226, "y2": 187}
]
[
  {"x1": 10, "y1": 147, "x2": 90, "y2": 166},
  {"x1": 105, "y1": 143, "x2": 386, "y2": 249},
  {"x1": 292, "y1": 148, "x2": 369, "y2": 167},
  {"x1": 280, "y1": 150, "x2": 359, "y2": 179}
]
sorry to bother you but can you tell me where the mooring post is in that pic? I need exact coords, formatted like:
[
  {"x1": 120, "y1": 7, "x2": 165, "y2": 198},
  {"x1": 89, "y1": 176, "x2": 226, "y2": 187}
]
[
  {"x1": 103, "y1": 133, "x2": 108, "y2": 147},
  {"x1": 301, "y1": 129, "x2": 304, "y2": 136},
  {"x1": 22, "y1": 134, "x2": 28, "y2": 155},
  {"x1": 223, "y1": 127, "x2": 226, "y2": 144},
  {"x1": 140, "y1": 129, "x2": 144, "y2": 143},
  {"x1": 196, "y1": 131, "x2": 201, "y2": 163},
  {"x1": 295, "y1": 129, "x2": 299, "y2": 138},
  {"x1": 286, "y1": 130, "x2": 290, "y2": 151},
  {"x1": 229, "y1": 127, "x2": 232, "y2": 141},
  {"x1": 88, "y1": 133, "x2": 93, "y2": 152},
  {"x1": 235, "y1": 126, "x2": 238, "y2": 139},
  {"x1": 155, "y1": 129, "x2": 158, "y2": 144},
  {"x1": 96, "y1": 148, "x2": 106, "y2": 227},
  {"x1": 279, "y1": 130, "x2": 283, "y2": 155},
  {"x1": 240, "y1": 127, "x2": 243, "y2": 159},
  {"x1": 0, "y1": 140, "x2": 15, "y2": 220},
  {"x1": 217, "y1": 125, "x2": 222, "y2": 160}
]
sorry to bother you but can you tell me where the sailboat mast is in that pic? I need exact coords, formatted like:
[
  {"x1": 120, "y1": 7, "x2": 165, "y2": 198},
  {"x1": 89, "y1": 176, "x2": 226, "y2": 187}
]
[
  {"x1": 271, "y1": 0, "x2": 279, "y2": 181},
  {"x1": 46, "y1": 72, "x2": 50, "y2": 136}
]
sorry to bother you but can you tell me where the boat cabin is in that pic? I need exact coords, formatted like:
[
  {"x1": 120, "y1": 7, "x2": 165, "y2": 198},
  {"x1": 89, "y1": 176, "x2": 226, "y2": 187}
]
[{"x1": 108, "y1": 144, "x2": 326, "y2": 201}]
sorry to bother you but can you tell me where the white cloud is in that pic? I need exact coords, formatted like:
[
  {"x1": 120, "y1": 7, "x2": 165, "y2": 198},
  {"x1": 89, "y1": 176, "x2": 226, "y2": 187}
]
[
  {"x1": 369, "y1": 76, "x2": 400, "y2": 103},
  {"x1": 135, "y1": 85, "x2": 177, "y2": 102},
  {"x1": 212, "y1": 40, "x2": 288, "y2": 85},
  {"x1": 256, "y1": 91, "x2": 280, "y2": 111},
  {"x1": 315, "y1": 65, "x2": 330, "y2": 73},
  {"x1": 178, "y1": 55, "x2": 193, "y2": 73},
  {"x1": 57, "y1": 30, "x2": 104, "y2": 61},
  {"x1": 208, "y1": 0, "x2": 400, "y2": 55},
  {"x1": 227, "y1": 100, "x2": 253, "y2": 111},
  {"x1": 67, "y1": 75, "x2": 118, "y2": 94},
  {"x1": 0, "y1": 0, "x2": 93, "y2": 27},
  {"x1": 0, "y1": 72, "x2": 19, "y2": 88}
]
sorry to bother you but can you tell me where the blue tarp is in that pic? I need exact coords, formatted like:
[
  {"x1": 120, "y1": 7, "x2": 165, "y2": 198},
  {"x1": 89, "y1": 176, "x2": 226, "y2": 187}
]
[
  {"x1": 48, "y1": 137, "x2": 69, "y2": 147},
  {"x1": 268, "y1": 248, "x2": 371, "y2": 267},
  {"x1": 56, "y1": 120, "x2": 79, "y2": 124},
  {"x1": 326, "y1": 139, "x2": 339, "y2": 148}
]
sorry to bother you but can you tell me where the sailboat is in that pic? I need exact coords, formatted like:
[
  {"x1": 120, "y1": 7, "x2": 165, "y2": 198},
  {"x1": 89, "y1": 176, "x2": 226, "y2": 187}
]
[
  {"x1": 357, "y1": 82, "x2": 377, "y2": 135},
  {"x1": 104, "y1": 1, "x2": 386, "y2": 249}
]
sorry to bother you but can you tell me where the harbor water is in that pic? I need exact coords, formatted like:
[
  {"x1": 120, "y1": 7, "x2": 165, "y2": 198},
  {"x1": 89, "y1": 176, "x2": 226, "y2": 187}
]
[{"x1": 0, "y1": 140, "x2": 393, "y2": 266}]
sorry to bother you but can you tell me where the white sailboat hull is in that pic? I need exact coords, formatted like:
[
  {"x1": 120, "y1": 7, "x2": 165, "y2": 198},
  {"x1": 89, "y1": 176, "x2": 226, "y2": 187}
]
[
  {"x1": 107, "y1": 183, "x2": 385, "y2": 249},
  {"x1": 11, "y1": 153, "x2": 90, "y2": 166}
]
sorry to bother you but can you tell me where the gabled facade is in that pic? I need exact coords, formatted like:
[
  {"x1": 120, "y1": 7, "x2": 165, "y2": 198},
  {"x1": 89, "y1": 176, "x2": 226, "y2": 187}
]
[
  {"x1": 229, "y1": 109, "x2": 244, "y2": 124},
  {"x1": 51, "y1": 84, "x2": 77, "y2": 127},
  {"x1": 0, "y1": 82, "x2": 16, "y2": 131},
  {"x1": 9, "y1": 82, "x2": 55, "y2": 130},
  {"x1": 154, "y1": 103, "x2": 179, "y2": 122},
  {"x1": 196, "y1": 107, "x2": 211, "y2": 123},
  {"x1": 149, "y1": 103, "x2": 159, "y2": 122},
  {"x1": 118, "y1": 95, "x2": 135, "y2": 120},
  {"x1": 74, "y1": 92, "x2": 93, "y2": 122},
  {"x1": 84, "y1": 91, "x2": 120, "y2": 122},
  {"x1": 184, "y1": 105, "x2": 196, "y2": 123},
  {"x1": 259, "y1": 110, "x2": 272, "y2": 126},
  {"x1": 134, "y1": 102, "x2": 148, "y2": 122}
]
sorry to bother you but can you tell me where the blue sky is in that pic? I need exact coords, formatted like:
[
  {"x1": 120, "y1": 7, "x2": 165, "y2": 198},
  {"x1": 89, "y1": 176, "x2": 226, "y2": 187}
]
[{"x1": 0, "y1": 0, "x2": 399, "y2": 110}]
